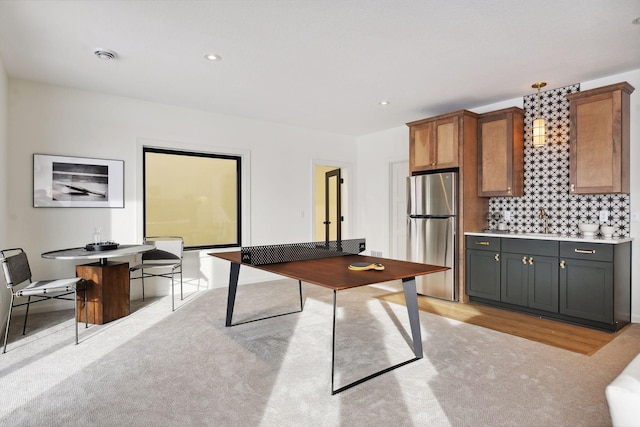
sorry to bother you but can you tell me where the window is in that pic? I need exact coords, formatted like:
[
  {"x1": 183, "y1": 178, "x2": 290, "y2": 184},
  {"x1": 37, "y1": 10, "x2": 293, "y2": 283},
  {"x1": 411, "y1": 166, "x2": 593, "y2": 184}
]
[{"x1": 143, "y1": 147, "x2": 241, "y2": 250}]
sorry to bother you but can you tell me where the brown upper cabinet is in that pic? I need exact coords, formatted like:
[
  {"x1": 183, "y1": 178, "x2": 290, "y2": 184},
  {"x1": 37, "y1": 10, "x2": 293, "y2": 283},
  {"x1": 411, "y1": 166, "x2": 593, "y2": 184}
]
[
  {"x1": 477, "y1": 107, "x2": 524, "y2": 197},
  {"x1": 566, "y1": 82, "x2": 634, "y2": 194},
  {"x1": 407, "y1": 110, "x2": 478, "y2": 174}
]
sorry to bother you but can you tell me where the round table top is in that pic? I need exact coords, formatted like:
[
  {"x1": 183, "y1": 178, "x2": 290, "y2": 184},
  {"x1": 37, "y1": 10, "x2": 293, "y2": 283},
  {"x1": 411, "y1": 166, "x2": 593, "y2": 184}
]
[{"x1": 42, "y1": 244, "x2": 155, "y2": 260}]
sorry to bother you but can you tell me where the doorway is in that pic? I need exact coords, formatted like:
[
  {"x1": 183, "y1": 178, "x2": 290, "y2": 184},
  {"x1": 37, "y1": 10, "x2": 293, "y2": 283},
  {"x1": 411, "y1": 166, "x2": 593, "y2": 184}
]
[{"x1": 314, "y1": 164, "x2": 346, "y2": 243}]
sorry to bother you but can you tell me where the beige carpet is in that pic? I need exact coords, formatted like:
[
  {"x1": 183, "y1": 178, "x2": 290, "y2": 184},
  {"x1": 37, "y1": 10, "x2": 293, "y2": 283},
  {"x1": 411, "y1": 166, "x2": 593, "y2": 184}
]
[
  {"x1": 378, "y1": 291, "x2": 620, "y2": 355},
  {"x1": 1, "y1": 279, "x2": 640, "y2": 426}
]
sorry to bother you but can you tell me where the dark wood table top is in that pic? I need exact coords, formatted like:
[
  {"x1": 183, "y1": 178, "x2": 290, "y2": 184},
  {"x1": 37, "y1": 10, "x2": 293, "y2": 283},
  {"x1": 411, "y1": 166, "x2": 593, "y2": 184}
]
[{"x1": 211, "y1": 251, "x2": 448, "y2": 291}]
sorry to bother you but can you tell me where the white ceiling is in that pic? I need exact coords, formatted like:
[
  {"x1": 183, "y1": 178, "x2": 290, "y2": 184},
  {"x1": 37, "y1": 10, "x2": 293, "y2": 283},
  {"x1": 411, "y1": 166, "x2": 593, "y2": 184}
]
[{"x1": 0, "y1": 0, "x2": 638, "y2": 137}]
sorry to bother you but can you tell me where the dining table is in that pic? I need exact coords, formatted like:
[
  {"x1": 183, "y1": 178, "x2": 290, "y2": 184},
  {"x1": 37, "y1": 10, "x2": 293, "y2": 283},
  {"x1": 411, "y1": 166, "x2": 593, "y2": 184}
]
[{"x1": 42, "y1": 244, "x2": 154, "y2": 324}]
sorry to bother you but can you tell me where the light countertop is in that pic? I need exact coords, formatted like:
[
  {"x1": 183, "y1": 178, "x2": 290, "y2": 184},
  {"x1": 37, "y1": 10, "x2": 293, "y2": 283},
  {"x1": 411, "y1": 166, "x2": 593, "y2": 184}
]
[{"x1": 465, "y1": 231, "x2": 633, "y2": 245}]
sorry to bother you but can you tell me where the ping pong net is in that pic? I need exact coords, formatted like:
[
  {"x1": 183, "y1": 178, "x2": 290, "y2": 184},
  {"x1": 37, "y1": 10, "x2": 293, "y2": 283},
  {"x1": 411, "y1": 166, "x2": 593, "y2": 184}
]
[{"x1": 240, "y1": 238, "x2": 366, "y2": 266}]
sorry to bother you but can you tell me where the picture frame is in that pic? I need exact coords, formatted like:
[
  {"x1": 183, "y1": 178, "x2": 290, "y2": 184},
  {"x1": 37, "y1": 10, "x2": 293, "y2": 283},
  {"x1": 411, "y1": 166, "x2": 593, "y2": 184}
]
[{"x1": 33, "y1": 154, "x2": 124, "y2": 208}]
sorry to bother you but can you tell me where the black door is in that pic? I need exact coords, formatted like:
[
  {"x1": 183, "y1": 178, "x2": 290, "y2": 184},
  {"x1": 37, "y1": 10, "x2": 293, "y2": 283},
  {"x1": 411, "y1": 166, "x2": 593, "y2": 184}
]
[{"x1": 324, "y1": 168, "x2": 342, "y2": 244}]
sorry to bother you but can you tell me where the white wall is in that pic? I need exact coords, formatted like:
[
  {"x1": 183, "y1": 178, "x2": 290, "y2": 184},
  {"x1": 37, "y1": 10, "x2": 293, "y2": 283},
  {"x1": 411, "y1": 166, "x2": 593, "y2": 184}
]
[
  {"x1": 356, "y1": 69, "x2": 640, "y2": 323},
  {"x1": 6, "y1": 79, "x2": 357, "y2": 311},
  {"x1": 355, "y1": 126, "x2": 408, "y2": 256},
  {"x1": 0, "y1": 58, "x2": 9, "y2": 334}
]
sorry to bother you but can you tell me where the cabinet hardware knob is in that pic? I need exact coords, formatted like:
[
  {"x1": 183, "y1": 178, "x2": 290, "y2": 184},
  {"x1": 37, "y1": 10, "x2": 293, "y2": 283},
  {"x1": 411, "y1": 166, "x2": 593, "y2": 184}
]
[
  {"x1": 574, "y1": 249, "x2": 596, "y2": 254},
  {"x1": 570, "y1": 184, "x2": 575, "y2": 192},
  {"x1": 529, "y1": 257, "x2": 534, "y2": 265},
  {"x1": 522, "y1": 256, "x2": 527, "y2": 264},
  {"x1": 507, "y1": 187, "x2": 511, "y2": 194},
  {"x1": 494, "y1": 254, "x2": 500, "y2": 262},
  {"x1": 560, "y1": 260, "x2": 566, "y2": 269},
  {"x1": 431, "y1": 162, "x2": 436, "y2": 166},
  {"x1": 475, "y1": 241, "x2": 489, "y2": 246}
]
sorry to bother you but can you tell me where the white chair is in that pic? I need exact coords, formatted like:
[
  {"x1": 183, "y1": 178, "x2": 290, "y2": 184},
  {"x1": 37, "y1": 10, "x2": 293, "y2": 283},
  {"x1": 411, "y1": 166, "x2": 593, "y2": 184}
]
[
  {"x1": 606, "y1": 353, "x2": 640, "y2": 427},
  {"x1": 129, "y1": 236, "x2": 183, "y2": 311},
  {"x1": 1, "y1": 248, "x2": 87, "y2": 354}
]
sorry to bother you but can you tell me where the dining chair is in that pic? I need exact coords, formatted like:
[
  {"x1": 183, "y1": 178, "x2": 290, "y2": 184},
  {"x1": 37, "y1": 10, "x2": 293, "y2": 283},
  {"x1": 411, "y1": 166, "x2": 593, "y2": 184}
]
[
  {"x1": 129, "y1": 236, "x2": 183, "y2": 311},
  {"x1": 1, "y1": 248, "x2": 88, "y2": 354}
]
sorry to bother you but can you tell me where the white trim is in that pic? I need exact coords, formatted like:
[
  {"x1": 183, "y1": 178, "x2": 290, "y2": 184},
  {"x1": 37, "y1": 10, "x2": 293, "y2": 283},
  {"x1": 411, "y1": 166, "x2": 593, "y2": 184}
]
[{"x1": 389, "y1": 160, "x2": 409, "y2": 259}]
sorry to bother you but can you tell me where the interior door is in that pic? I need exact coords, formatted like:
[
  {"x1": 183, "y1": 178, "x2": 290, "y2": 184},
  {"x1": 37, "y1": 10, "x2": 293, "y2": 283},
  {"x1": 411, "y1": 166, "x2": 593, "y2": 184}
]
[{"x1": 324, "y1": 168, "x2": 342, "y2": 244}]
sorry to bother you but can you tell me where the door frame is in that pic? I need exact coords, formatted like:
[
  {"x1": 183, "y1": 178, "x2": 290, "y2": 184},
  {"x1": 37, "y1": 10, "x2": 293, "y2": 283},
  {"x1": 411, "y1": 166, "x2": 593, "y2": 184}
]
[
  {"x1": 311, "y1": 159, "x2": 353, "y2": 243},
  {"x1": 324, "y1": 168, "x2": 342, "y2": 244}
]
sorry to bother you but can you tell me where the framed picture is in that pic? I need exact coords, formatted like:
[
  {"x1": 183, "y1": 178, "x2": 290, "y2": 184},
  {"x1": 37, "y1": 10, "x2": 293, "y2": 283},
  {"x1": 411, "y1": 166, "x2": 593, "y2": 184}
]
[{"x1": 33, "y1": 154, "x2": 124, "y2": 208}]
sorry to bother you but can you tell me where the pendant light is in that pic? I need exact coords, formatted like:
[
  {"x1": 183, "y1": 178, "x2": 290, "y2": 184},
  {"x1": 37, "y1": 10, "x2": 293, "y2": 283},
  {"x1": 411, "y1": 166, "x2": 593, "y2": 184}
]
[{"x1": 531, "y1": 82, "x2": 547, "y2": 147}]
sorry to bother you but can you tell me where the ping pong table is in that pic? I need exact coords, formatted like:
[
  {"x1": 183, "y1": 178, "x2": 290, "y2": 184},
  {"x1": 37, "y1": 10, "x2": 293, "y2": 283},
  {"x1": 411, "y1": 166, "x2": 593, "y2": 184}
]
[{"x1": 212, "y1": 241, "x2": 448, "y2": 395}]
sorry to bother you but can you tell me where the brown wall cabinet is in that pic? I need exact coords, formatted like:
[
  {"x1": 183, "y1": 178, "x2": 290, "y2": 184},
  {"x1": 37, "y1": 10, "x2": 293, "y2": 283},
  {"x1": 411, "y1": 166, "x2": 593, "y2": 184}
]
[
  {"x1": 566, "y1": 82, "x2": 634, "y2": 194},
  {"x1": 408, "y1": 110, "x2": 477, "y2": 174},
  {"x1": 477, "y1": 107, "x2": 524, "y2": 197}
]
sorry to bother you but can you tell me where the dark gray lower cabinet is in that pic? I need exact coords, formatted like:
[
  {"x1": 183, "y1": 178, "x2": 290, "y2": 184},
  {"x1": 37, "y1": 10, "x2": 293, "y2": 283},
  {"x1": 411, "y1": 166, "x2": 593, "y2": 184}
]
[
  {"x1": 465, "y1": 236, "x2": 501, "y2": 301},
  {"x1": 466, "y1": 235, "x2": 631, "y2": 331},
  {"x1": 467, "y1": 249, "x2": 501, "y2": 301},
  {"x1": 559, "y1": 258, "x2": 613, "y2": 323},
  {"x1": 558, "y1": 241, "x2": 626, "y2": 326},
  {"x1": 527, "y1": 255, "x2": 559, "y2": 312},
  {"x1": 500, "y1": 252, "x2": 528, "y2": 305},
  {"x1": 500, "y1": 238, "x2": 559, "y2": 312},
  {"x1": 501, "y1": 252, "x2": 558, "y2": 312}
]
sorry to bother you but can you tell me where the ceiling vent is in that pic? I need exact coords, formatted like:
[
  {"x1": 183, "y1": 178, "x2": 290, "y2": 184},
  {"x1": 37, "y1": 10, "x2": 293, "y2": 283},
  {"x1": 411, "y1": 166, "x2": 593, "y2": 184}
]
[{"x1": 94, "y1": 50, "x2": 117, "y2": 60}]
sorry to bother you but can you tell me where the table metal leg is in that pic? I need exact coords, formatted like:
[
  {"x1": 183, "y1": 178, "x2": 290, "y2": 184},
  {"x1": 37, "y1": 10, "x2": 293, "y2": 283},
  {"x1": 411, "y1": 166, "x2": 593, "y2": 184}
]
[
  {"x1": 225, "y1": 264, "x2": 304, "y2": 327},
  {"x1": 402, "y1": 277, "x2": 423, "y2": 358},
  {"x1": 330, "y1": 277, "x2": 422, "y2": 395},
  {"x1": 331, "y1": 290, "x2": 337, "y2": 393},
  {"x1": 298, "y1": 280, "x2": 303, "y2": 311},
  {"x1": 225, "y1": 262, "x2": 241, "y2": 327}
]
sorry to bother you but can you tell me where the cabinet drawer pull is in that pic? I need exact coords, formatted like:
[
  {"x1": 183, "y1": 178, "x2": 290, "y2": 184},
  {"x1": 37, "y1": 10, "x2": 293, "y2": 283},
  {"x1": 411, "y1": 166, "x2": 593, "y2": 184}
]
[
  {"x1": 574, "y1": 248, "x2": 596, "y2": 254},
  {"x1": 560, "y1": 260, "x2": 566, "y2": 269},
  {"x1": 494, "y1": 254, "x2": 500, "y2": 262},
  {"x1": 475, "y1": 241, "x2": 490, "y2": 246},
  {"x1": 522, "y1": 256, "x2": 527, "y2": 265}
]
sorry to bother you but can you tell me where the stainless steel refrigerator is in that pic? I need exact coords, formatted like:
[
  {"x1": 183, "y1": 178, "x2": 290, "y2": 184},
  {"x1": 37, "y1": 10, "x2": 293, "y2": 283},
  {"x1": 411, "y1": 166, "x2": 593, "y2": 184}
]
[{"x1": 407, "y1": 171, "x2": 458, "y2": 301}]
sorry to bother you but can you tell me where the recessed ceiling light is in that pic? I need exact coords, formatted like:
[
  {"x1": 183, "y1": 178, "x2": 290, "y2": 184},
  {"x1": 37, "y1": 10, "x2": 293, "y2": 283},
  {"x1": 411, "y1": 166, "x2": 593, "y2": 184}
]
[
  {"x1": 633, "y1": 17, "x2": 640, "y2": 25},
  {"x1": 94, "y1": 49, "x2": 117, "y2": 60},
  {"x1": 204, "y1": 54, "x2": 222, "y2": 61},
  {"x1": 379, "y1": 101, "x2": 390, "y2": 106}
]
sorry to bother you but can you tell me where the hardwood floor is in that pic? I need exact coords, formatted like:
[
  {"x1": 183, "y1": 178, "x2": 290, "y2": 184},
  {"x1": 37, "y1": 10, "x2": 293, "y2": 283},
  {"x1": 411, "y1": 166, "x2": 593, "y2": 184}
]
[{"x1": 378, "y1": 292, "x2": 622, "y2": 355}]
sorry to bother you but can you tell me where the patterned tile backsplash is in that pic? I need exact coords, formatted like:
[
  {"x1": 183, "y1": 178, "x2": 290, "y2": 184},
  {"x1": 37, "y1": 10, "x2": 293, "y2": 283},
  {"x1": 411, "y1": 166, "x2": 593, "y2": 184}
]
[{"x1": 487, "y1": 83, "x2": 630, "y2": 237}]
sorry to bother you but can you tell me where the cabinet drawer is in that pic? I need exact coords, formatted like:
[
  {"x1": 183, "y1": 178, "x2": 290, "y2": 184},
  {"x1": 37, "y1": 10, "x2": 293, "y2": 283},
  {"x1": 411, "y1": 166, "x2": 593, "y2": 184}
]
[
  {"x1": 465, "y1": 236, "x2": 500, "y2": 252},
  {"x1": 560, "y1": 242, "x2": 613, "y2": 262},
  {"x1": 502, "y1": 238, "x2": 558, "y2": 256}
]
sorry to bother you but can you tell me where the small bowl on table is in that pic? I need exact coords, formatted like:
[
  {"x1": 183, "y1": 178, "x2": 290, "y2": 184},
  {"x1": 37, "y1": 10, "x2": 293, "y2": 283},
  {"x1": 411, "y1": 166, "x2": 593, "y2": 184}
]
[
  {"x1": 578, "y1": 223, "x2": 599, "y2": 237},
  {"x1": 600, "y1": 225, "x2": 616, "y2": 239}
]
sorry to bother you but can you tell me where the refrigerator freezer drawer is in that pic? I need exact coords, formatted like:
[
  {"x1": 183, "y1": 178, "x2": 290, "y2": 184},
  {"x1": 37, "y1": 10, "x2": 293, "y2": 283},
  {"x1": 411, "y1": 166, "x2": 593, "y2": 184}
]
[{"x1": 407, "y1": 216, "x2": 456, "y2": 300}]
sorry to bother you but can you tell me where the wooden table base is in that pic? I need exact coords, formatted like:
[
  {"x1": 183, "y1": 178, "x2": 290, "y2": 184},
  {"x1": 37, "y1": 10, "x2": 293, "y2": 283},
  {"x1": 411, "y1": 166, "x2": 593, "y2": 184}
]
[{"x1": 76, "y1": 261, "x2": 130, "y2": 325}]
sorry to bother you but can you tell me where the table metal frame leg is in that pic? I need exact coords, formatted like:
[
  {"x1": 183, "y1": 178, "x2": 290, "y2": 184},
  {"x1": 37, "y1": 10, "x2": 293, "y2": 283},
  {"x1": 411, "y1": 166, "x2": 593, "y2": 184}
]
[
  {"x1": 225, "y1": 262, "x2": 304, "y2": 327},
  {"x1": 330, "y1": 277, "x2": 423, "y2": 395},
  {"x1": 402, "y1": 277, "x2": 423, "y2": 358}
]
